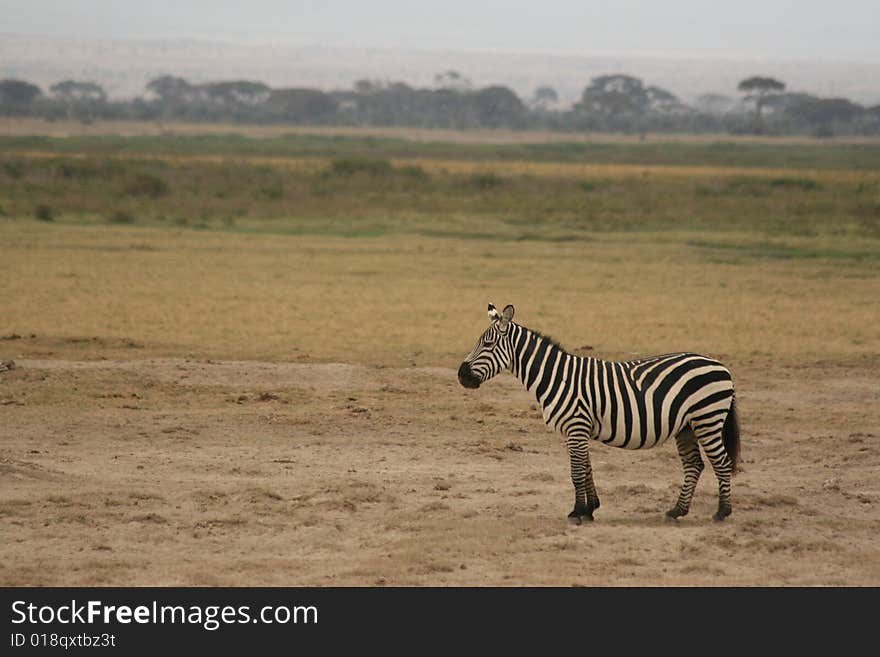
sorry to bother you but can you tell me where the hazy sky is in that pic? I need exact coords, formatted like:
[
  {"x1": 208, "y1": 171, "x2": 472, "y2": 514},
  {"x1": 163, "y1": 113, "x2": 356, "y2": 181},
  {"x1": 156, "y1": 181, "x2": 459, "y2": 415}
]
[{"x1": 2, "y1": 0, "x2": 879, "y2": 61}]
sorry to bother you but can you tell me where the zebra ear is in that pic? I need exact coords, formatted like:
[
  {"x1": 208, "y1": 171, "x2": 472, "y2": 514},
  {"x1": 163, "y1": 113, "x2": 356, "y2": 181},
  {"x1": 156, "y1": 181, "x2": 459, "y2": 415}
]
[
  {"x1": 497, "y1": 304, "x2": 514, "y2": 331},
  {"x1": 488, "y1": 303, "x2": 501, "y2": 321}
]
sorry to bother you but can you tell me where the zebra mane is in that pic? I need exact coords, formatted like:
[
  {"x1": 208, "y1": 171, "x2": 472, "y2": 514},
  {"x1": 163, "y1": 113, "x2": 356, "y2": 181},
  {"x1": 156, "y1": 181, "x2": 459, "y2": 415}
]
[{"x1": 522, "y1": 327, "x2": 568, "y2": 353}]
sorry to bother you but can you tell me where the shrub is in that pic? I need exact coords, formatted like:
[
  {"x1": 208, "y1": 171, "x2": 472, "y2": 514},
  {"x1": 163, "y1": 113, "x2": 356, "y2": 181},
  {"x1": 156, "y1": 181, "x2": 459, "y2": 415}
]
[
  {"x1": 125, "y1": 173, "x2": 169, "y2": 198},
  {"x1": 258, "y1": 184, "x2": 285, "y2": 200},
  {"x1": 768, "y1": 177, "x2": 821, "y2": 191},
  {"x1": 34, "y1": 204, "x2": 54, "y2": 222},
  {"x1": 56, "y1": 160, "x2": 101, "y2": 180},
  {"x1": 3, "y1": 161, "x2": 24, "y2": 180},
  {"x1": 328, "y1": 158, "x2": 393, "y2": 177},
  {"x1": 399, "y1": 165, "x2": 429, "y2": 181},
  {"x1": 469, "y1": 172, "x2": 503, "y2": 189},
  {"x1": 108, "y1": 210, "x2": 135, "y2": 224}
]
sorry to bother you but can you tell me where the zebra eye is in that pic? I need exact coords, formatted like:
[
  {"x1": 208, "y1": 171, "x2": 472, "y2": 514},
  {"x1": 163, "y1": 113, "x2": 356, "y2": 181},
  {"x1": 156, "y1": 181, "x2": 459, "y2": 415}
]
[{"x1": 482, "y1": 337, "x2": 496, "y2": 347}]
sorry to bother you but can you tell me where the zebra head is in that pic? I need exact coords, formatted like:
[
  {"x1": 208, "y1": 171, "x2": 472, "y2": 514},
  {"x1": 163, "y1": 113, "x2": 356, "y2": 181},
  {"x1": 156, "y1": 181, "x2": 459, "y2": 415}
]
[{"x1": 458, "y1": 303, "x2": 516, "y2": 389}]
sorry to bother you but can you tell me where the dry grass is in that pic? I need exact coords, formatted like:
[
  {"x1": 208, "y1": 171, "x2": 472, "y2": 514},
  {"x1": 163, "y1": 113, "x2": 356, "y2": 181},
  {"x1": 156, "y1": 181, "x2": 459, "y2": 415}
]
[
  {"x1": 393, "y1": 158, "x2": 880, "y2": 182},
  {"x1": 15, "y1": 148, "x2": 880, "y2": 182},
  {"x1": 2, "y1": 221, "x2": 878, "y2": 367},
  {"x1": 3, "y1": 117, "x2": 880, "y2": 145}
]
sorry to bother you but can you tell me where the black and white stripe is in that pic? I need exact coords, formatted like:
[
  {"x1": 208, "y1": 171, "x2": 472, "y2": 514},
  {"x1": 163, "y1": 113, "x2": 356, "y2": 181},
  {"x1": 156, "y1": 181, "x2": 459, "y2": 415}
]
[{"x1": 458, "y1": 304, "x2": 740, "y2": 523}]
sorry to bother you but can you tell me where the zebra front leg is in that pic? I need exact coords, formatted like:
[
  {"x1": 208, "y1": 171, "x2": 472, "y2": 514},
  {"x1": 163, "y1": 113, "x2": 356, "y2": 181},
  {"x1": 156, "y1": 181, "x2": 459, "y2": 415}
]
[
  {"x1": 696, "y1": 429, "x2": 734, "y2": 521},
  {"x1": 566, "y1": 435, "x2": 600, "y2": 525},
  {"x1": 666, "y1": 429, "x2": 704, "y2": 521}
]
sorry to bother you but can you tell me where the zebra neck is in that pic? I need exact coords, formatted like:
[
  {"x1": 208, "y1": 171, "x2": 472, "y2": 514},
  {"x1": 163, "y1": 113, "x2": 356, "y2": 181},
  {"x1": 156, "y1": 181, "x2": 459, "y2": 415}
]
[{"x1": 510, "y1": 325, "x2": 577, "y2": 394}]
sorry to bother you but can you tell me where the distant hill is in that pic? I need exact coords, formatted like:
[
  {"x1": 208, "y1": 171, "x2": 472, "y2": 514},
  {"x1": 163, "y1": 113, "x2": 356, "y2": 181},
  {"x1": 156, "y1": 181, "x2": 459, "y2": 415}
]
[{"x1": 2, "y1": 33, "x2": 880, "y2": 105}]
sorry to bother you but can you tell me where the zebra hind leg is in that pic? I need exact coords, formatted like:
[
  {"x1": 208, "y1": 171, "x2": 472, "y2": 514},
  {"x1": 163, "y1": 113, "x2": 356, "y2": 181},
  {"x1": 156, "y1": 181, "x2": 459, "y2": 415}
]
[
  {"x1": 695, "y1": 426, "x2": 734, "y2": 521},
  {"x1": 665, "y1": 428, "x2": 704, "y2": 521}
]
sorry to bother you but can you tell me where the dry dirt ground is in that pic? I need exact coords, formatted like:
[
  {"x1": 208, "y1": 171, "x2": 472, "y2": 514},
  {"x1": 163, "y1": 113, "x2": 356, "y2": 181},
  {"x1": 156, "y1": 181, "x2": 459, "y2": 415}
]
[{"x1": 1, "y1": 353, "x2": 878, "y2": 586}]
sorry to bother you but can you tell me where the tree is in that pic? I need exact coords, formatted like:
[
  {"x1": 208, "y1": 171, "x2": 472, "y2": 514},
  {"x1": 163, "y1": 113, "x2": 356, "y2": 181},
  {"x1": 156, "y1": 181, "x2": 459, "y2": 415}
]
[
  {"x1": 424, "y1": 88, "x2": 467, "y2": 129},
  {"x1": 695, "y1": 93, "x2": 737, "y2": 115},
  {"x1": 645, "y1": 85, "x2": 685, "y2": 113},
  {"x1": 434, "y1": 70, "x2": 471, "y2": 92},
  {"x1": 0, "y1": 79, "x2": 42, "y2": 114},
  {"x1": 145, "y1": 76, "x2": 198, "y2": 123},
  {"x1": 737, "y1": 76, "x2": 786, "y2": 130},
  {"x1": 146, "y1": 76, "x2": 194, "y2": 104},
  {"x1": 50, "y1": 80, "x2": 107, "y2": 121},
  {"x1": 200, "y1": 80, "x2": 270, "y2": 107},
  {"x1": 265, "y1": 88, "x2": 338, "y2": 123},
  {"x1": 50, "y1": 80, "x2": 106, "y2": 103},
  {"x1": 530, "y1": 86, "x2": 559, "y2": 110},
  {"x1": 471, "y1": 85, "x2": 526, "y2": 128},
  {"x1": 353, "y1": 79, "x2": 386, "y2": 95},
  {"x1": 350, "y1": 82, "x2": 420, "y2": 126},
  {"x1": 577, "y1": 74, "x2": 649, "y2": 118},
  {"x1": 783, "y1": 95, "x2": 864, "y2": 137}
]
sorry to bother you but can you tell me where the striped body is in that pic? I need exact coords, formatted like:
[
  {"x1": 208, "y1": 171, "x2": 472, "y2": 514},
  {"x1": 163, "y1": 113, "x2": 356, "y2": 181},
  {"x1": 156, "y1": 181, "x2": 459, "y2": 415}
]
[
  {"x1": 459, "y1": 304, "x2": 740, "y2": 523},
  {"x1": 510, "y1": 324, "x2": 734, "y2": 450}
]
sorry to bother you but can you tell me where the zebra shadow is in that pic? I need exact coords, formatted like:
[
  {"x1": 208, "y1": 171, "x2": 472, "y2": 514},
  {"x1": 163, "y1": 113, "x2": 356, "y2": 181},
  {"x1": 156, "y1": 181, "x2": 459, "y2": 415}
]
[{"x1": 566, "y1": 514, "x2": 726, "y2": 528}]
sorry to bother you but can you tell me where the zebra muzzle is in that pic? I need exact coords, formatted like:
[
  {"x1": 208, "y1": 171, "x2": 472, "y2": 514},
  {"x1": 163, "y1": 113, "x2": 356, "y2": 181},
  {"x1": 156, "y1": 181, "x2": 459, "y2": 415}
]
[{"x1": 457, "y1": 362, "x2": 481, "y2": 389}]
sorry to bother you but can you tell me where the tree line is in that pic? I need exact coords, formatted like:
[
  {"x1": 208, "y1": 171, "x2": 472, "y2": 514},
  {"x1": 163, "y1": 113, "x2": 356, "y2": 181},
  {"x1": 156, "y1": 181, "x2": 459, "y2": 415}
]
[{"x1": 1, "y1": 71, "x2": 878, "y2": 136}]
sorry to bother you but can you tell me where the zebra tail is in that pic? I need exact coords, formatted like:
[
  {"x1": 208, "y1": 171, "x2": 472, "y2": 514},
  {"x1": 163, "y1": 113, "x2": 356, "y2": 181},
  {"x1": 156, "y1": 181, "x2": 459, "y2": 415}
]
[{"x1": 723, "y1": 397, "x2": 741, "y2": 475}]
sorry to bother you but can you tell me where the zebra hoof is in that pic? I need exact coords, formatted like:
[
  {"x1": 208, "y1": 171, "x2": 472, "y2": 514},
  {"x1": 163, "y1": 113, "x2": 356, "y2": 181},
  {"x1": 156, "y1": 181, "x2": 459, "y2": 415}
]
[
  {"x1": 664, "y1": 514, "x2": 679, "y2": 524},
  {"x1": 713, "y1": 508, "x2": 731, "y2": 522},
  {"x1": 569, "y1": 513, "x2": 594, "y2": 525},
  {"x1": 665, "y1": 507, "x2": 686, "y2": 521}
]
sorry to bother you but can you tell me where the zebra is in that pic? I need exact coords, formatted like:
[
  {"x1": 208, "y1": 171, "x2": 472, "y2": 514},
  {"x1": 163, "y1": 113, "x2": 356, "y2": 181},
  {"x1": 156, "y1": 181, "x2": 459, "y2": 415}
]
[{"x1": 457, "y1": 304, "x2": 740, "y2": 524}]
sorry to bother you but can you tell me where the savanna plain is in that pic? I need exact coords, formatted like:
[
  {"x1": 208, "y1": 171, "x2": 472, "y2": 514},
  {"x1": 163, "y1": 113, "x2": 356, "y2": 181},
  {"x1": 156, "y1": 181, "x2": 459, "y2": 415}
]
[{"x1": 1, "y1": 120, "x2": 878, "y2": 585}]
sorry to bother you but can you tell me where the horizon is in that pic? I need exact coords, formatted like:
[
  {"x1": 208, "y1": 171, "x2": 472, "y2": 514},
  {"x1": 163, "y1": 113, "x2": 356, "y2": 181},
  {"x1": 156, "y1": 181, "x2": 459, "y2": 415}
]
[
  {"x1": 5, "y1": 29, "x2": 880, "y2": 66},
  {"x1": 2, "y1": 1, "x2": 880, "y2": 62},
  {"x1": 3, "y1": 1, "x2": 880, "y2": 106},
  {"x1": 3, "y1": 33, "x2": 880, "y2": 106}
]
